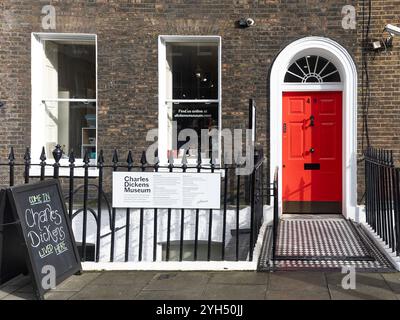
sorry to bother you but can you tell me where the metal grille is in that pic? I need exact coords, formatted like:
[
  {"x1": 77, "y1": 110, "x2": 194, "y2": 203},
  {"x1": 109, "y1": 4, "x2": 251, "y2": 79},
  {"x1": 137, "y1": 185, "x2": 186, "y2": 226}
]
[{"x1": 284, "y1": 55, "x2": 341, "y2": 83}]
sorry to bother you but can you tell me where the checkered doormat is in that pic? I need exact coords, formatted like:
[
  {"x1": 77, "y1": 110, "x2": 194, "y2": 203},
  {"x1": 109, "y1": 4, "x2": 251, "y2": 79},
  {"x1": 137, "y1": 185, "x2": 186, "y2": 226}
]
[{"x1": 258, "y1": 217, "x2": 395, "y2": 271}]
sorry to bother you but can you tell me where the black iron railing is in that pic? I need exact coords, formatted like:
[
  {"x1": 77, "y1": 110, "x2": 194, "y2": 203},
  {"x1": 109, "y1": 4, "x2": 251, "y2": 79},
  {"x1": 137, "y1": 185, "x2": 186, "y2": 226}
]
[
  {"x1": 364, "y1": 146, "x2": 400, "y2": 256},
  {"x1": 272, "y1": 167, "x2": 279, "y2": 262},
  {"x1": 0, "y1": 145, "x2": 265, "y2": 263}
]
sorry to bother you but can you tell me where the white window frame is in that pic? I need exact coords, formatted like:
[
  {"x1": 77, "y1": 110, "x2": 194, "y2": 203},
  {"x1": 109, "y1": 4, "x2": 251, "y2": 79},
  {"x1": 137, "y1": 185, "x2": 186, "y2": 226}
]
[
  {"x1": 31, "y1": 33, "x2": 98, "y2": 176},
  {"x1": 158, "y1": 35, "x2": 222, "y2": 166}
]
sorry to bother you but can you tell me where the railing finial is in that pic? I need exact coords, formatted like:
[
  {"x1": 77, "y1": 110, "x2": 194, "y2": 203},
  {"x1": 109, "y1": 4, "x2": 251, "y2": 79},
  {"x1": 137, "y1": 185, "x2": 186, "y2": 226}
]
[
  {"x1": 197, "y1": 148, "x2": 202, "y2": 168},
  {"x1": 140, "y1": 150, "x2": 147, "y2": 166},
  {"x1": 52, "y1": 144, "x2": 63, "y2": 163},
  {"x1": 83, "y1": 150, "x2": 90, "y2": 165},
  {"x1": 168, "y1": 151, "x2": 174, "y2": 167},
  {"x1": 40, "y1": 147, "x2": 46, "y2": 162},
  {"x1": 8, "y1": 146, "x2": 15, "y2": 163},
  {"x1": 127, "y1": 150, "x2": 133, "y2": 168},
  {"x1": 182, "y1": 150, "x2": 188, "y2": 169},
  {"x1": 24, "y1": 147, "x2": 31, "y2": 162},
  {"x1": 69, "y1": 149, "x2": 75, "y2": 164},
  {"x1": 112, "y1": 149, "x2": 119, "y2": 164},
  {"x1": 98, "y1": 149, "x2": 105, "y2": 165}
]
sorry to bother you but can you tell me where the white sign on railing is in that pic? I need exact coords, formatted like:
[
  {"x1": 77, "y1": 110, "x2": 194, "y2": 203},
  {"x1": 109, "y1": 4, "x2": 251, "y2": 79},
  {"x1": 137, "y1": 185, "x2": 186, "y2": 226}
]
[{"x1": 112, "y1": 172, "x2": 221, "y2": 209}]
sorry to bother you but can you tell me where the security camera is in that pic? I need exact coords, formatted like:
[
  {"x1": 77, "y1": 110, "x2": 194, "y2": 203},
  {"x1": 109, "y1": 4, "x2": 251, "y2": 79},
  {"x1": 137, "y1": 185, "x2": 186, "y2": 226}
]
[
  {"x1": 384, "y1": 24, "x2": 400, "y2": 36},
  {"x1": 237, "y1": 18, "x2": 255, "y2": 28},
  {"x1": 246, "y1": 18, "x2": 255, "y2": 27}
]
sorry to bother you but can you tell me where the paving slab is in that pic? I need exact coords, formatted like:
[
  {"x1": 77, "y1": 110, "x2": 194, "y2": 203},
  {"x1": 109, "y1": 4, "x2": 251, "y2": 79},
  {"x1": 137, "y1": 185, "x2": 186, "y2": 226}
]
[
  {"x1": 45, "y1": 291, "x2": 77, "y2": 300},
  {"x1": 381, "y1": 273, "x2": 400, "y2": 294},
  {"x1": 90, "y1": 271, "x2": 157, "y2": 287},
  {"x1": 0, "y1": 286, "x2": 18, "y2": 300},
  {"x1": 135, "y1": 290, "x2": 204, "y2": 300},
  {"x1": 69, "y1": 284, "x2": 142, "y2": 300},
  {"x1": 202, "y1": 284, "x2": 267, "y2": 300},
  {"x1": 268, "y1": 272, "x2": 328, "y2": 292},
  {"x1": 2, "y1": 292, "x2": 37, "y2": 300},
  {"x1": 2, "y1": 271, "x2": 400, "y2": 300},
  {"x1": 208, "y1": 272, "x2": 269, "y2": 285},
  {"x1": 329, "y1": 284, "x2": 398, "y2": 300},
  {"x1": 326, "y1": 272, "x2": 390, "y2": 290},
  {"x1": 143, "y1": 272, "x2": 209, "y2": 292},
  {"x1": 0, "y1": 276, "x2": 33, "y2": 300},
  {"x1": 14, "y1": 284, "x2": 34, "y2": 293},
  {"x1": 54, "y1": 272, "x2": 101, "y2": 291},
  {"x1": 266, "y1": 289, "x2": 330, "y2": 300}
]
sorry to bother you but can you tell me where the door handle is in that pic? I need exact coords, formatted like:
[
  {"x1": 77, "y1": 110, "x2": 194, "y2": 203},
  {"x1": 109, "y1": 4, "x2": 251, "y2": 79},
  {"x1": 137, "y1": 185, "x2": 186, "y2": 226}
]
[{"x1": 309, "y1": 148, "x2": 315, "y2": 153}]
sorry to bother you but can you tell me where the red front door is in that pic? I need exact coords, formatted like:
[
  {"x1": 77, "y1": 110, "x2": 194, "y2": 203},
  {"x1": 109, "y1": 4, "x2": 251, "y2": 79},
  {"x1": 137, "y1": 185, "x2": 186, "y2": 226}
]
[{"x1": 282, "y1": 91, "x2": 342, "y2": 214}]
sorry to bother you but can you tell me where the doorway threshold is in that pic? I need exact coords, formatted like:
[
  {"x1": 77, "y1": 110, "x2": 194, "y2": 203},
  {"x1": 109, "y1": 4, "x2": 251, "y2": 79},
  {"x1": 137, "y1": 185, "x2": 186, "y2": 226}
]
[{"x1": 258, "y1": 217, "x2": 395, "y2": 272}]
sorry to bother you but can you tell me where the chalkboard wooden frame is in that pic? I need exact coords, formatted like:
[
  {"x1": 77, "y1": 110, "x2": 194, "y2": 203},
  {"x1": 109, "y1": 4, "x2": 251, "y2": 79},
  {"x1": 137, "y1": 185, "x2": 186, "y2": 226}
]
[
  {"x1": 0, "y1": 189, "x2": 28, "y2": 285},
  {"x1": 0, "y1": 189, "x2": 5, "y2": 282},
  {"x1": 6, "y1": 179, "x2": 82, "y2": 300}
]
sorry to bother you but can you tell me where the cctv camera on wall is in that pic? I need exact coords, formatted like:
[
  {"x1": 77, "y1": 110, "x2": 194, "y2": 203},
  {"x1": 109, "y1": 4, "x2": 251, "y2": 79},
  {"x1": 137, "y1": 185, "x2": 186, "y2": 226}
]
[
  {"x1": 384, "y1": 24, "x2": 400, "y2": 36},
  {"x1": 237, "y1": 18, "x2": 255, "y2": 28},
  {"x1": 246, "y1": 18, "x2": 255, "y2": 27}
]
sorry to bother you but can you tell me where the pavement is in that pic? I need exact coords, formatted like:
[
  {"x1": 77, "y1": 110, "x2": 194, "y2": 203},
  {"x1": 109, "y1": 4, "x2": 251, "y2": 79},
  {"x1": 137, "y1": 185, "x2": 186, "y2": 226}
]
[{"x1": 1, "y1": 270, "x2": 400, "y2": 300}]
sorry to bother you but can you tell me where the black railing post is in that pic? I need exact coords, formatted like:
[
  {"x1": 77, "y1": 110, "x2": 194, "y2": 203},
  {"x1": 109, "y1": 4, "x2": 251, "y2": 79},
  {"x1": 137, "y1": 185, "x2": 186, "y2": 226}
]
[
  {"x1": 394, "y1": 168, "x2": 400, "y2": 255},
  {"x1": 207, "y1": 154, "x2": 215, "y2": 261},
  {"x1": 81, "y1": 151, "x2": 90, "y2": 262},
  {"x1": 179, "y1": 152, "x2": 187, "y2": 262},
  {"x1": 110, "y1": 149, "x2": 118, "y2": 262},
  {"x1": 385, "y1": 150, "x2": 395, "y2": 250},
  {"x1": 125, "y1": 151, "x2": 133, "y2": 262},
  {"x1": 373, "y1": 148, "x2": 379, "y2": 231},
  {"x1": 221, "y1": 163, "x2": 228, "y2": 261},
  {"x1": 68, "y1": 151, "x2": 75, "y2": 221},
  {"x1": 139, "y1": 151, "x2": 146, "y2": 262},
  {"x1": 236, "y1": 166, "x2": 241, "y2": 262},
  {"x1": 40, "y1": 147, "x2": 46, "y2": 181},
  {"x1": 377, "y1": 149, "x2": 383, "y2": 239},
  {"x1": 23, "y1": 147, "x2": 31, "y2": 184},
  {"x1": 249, "y1": 165, "x2": 256, "y2": 261},
  {"x1": 166, "y1": 153, "x2": 174, "y2": 262},
  {"x1": 272, "y1": 167, "x2": 279, "y2": 262},
  {"x1": 364, "y1": 147, "x2": 370, "y2": 226},
  {"x1": 194, "y1": 151, "x2": 201, "y2": 261},
  {"x1": 96, "y1": 150, "x2": 104, "y2": 262},
  {"x1": 8, "y1": 147, "x2": 15, "y2": 187},
  {"x1": 153, "y1": 152, "x2": 159, "y2": 262}
]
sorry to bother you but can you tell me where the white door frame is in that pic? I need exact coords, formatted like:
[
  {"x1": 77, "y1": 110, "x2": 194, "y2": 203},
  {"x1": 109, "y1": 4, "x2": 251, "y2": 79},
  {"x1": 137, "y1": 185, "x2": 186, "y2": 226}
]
[{"x1": 270, "y1": 36, "x2": 359, "y2": 221}]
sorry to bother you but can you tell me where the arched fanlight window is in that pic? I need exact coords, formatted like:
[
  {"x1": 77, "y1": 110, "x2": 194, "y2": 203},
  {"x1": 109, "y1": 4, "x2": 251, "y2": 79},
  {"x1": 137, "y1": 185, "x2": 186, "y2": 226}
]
[{"x1": 284, "y1": 55, "x2": 341, "y2": 83}]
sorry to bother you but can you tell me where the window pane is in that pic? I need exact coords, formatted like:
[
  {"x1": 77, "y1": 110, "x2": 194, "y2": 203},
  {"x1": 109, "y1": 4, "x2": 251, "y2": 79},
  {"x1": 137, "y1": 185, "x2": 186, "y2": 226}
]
[
  {"x1": 43, "y1": 41, "x2": 96, "y2": 99},
  {"x1": 43, "y1": 101, "x2": 96, "y2": 160},
  {"x1": 166, "y1": 42, "x2": 218, "y2": 100},
  {"x1": 162, "y1": 241, "x2": 223, "y2": 261},
  {"x1": 284, "y1": 55, "x2": 341, "y2": 83},
  {"x1": 166, "y1": 102, "x2": 219, "y2": 158}
]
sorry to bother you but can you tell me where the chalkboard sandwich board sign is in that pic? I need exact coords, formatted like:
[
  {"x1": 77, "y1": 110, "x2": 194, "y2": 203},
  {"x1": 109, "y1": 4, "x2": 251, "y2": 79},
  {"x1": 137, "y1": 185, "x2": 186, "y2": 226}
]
[
  {"x1": 4, "y1": 179, "x2": 82, "y2": 299},
  {"x1": 0, "y1": 189, "x2": 28, "y2": 285}
]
